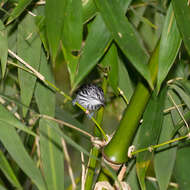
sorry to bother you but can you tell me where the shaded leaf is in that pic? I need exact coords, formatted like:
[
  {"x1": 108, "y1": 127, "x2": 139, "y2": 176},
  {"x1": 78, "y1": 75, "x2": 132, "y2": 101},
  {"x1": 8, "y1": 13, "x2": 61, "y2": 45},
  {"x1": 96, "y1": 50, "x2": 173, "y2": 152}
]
[
  {"x1": 136, "y1": 88, "x2": 166, "y2": 190},
  {"x1": 35, "y1": 49, "x2": 64, "y2": 190},
  {"x1": 118, "y1": 59, "x2": 134, "y2": 102},
  {"x1": 0, "y1": 121, "x2": 46, "y2": 190},
  {"x1": 73, "y1": 14, "x2": 111, "y2": 89},
  {"x1": 39, "y1": 119, "x2": 64, "y2": 190},
  {"x1": 0, "y1": 104, "x2": 36, "y2": 136},
  {"x1": 0, "y1": 20, "x2": 8, "y2": 77},
  {"x1": 17, "y1": 14, "x2": 41, "y2": 117},
  {"x1": 154, "y1": 97, "x2": 177, "y2": 190},
  {"x1": 0, "y1": 150, "x2": 22, "y2": 189},
  {"x1": 174, "y1": 141, "x2": 190, "y2": 190},
  {"x1": 157, "y1": 4, "x2": 182, "y2": 93},
  {"x1": 101, "y1": 43, "x2": 118, "y2": 94},
  {"x1": 172, "y1": 0, "x2": 190, "y2": 56},
  {"x1": 7, "y1": 0, "x2": 32, "y2": 24},
  {"x1": 95, "y1": 0, "x2": 152, "y2": 88},
  {"x1": 45, "y1": 0, "x2": 64, "y2": 61}
]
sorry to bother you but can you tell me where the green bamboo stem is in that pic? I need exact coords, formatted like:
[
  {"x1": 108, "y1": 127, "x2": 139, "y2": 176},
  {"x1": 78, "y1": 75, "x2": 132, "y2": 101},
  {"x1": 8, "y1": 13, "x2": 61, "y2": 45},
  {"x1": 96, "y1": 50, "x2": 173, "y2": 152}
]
[
  {"x1": 84, "y1": 77, "x2": 108, "y2": 190},
  {"x1": 103, "y1": 44, "x2": 159, "y2": 164}
]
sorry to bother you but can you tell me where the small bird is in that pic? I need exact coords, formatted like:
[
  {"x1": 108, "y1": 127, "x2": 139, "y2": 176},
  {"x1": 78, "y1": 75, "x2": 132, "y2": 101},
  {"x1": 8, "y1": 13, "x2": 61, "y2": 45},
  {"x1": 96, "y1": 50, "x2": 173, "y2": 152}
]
[{"x1": 73, "y1": 84, "x2": 105, "y2": 116}]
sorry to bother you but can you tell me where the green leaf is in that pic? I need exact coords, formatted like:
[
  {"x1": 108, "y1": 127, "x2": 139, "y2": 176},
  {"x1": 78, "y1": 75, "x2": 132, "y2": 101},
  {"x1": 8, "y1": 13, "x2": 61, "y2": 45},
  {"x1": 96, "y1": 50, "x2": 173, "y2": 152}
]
[
  {"x1": 154, "y1": 97, "x2": 177, "y2": 190},
  {"x1": 170, "y1": 84, "x2": 190, "y2": 110},
  {"x1": 74, "y1": 0, "x2": 132, "y2": 90},
  {"x1": 62, "y1": 0, "x2": 82, "y2": 51},
  {"x1": 0, "y1": 104, "x2": 36, "y2": 137},
  {"x1": 101, "y1": 43, "x2": 118, "y2": 94},
  {"x1": 35, "y1": 16, "x2": 49, "y2": 53},
  {"x1": 73, "y1": 14, "x2": 111, "y2": 89},
  {"x1": 0, "y1": 121, "x2": 46, "y2": 190},
  {"x1": 174, "y1": 141, "x2": 190, "y2": 190},
  {"x1": 172, "y1": 0, "x2": 190, "y2": 56},
  {"x1": 45, "y1": 0, "x2": 64, "y2": 61},
  {"x1": 35, "y1": 49, "x2": 64, "y2": 190},
  {"x1": 0, "y1": 20, "x2": 8, "y2": 77},
  {"x1": 39, "y1": 119, "x2": 64, "y2": 190},
  {"x1": 156, "y1": 4, "x2": 182, "y2": 93},
  {"x1": 0, "y1": 150, "x2": 22, "y2": 189},
  {"x1": 95, "y1": 0, "x2": 152, "y2": 88},
  {"x1": 118, "y1": 59, "x2": 134, "y2": 102},
  {"x1": 136, "y1": 88, "x2": 166, "y2": 190},
  {"x1": 7, "y1": 0, "x2": 32, "y2": 24},
  {"x1": 17, "y1": 14, "x2": 41, "y2": 117},
  {"x1": 82, "y1": 0, "x2": 97, "y2": 23},
  {"x1": 62, "y1": 46, "x2": 79, "y2": 88}
]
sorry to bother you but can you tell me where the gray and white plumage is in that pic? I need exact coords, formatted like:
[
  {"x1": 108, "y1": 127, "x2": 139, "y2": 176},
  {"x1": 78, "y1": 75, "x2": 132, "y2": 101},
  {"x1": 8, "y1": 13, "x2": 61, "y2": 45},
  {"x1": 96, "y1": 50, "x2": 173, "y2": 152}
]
[{"x1": 73, "y1": 84, "x2": 105, "y2": 111}]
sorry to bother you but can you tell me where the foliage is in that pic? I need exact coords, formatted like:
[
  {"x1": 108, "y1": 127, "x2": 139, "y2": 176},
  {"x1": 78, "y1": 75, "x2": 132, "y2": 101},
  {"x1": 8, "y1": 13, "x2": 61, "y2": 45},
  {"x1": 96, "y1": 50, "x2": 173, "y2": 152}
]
[{"x1": 0, "y1": 0, "x2": 190, "y2": 189}]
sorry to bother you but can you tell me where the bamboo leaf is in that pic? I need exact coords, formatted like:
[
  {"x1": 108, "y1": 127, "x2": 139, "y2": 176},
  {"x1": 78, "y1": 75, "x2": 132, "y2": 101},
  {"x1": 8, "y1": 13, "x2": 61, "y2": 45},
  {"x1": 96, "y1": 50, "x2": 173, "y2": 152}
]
[
  {"x1": 74, "y1": 0, "x2": 132, "y2": 90},
  {"x1": 35, "y1": 49, "x2": 64, "y2": 190},
  {"x1": 62, "y1": 0, "x2": 82, "y2": 51},
  {"x1": 73, "y1": 14, "x2": 111, "y2": 89},
  {"x1": 172, "y1": 0, "x2": 190, "y2": 56},
  {"x1": 0, "y1": 121, "x2": 46, "y2": 190},
  {"x1": 39, "y1": 119, "x2": 64, "y2": 190},
  {"x1": 0, "y1": 104, "x2": 36, "y2": 137},
  {"x1": 45, "y1": 0, "x2": 64, "y2": 61},
  {"x1": 95, "y1": 0, "x2": 152, "y2": 88},
  {"x1": 101, "y1": 43, "x2": 118, "y2": 94},
  {"x1": 7, "y1": 0, "x2": 32, "y2": 24},
  {"x1": 174, "y1": 141, "x2": 190, "y2": 190},
  {"x1": 82, "y1": 0, "x2": 97, "y2": 23},
  {"x1": 170, "y1": 84, "x2": 190, "y2": 110},
  {"x1": 136, "y1": 88, "x2": 166, "y2": 190},
  {"x1": 157, "y1": 4, "x2": 181, "y2": 93},
  {"x1": 0, "y1": 20, "x2": 8, "y2": 77},
  {"x1": 118, "y1": 59, "x2": 134, "y2": 101},
  {"x1": 17, "y1": 14, "x2": 41, "y2": 117},
  {"x1": 0, "y1": 150, "x2": 22, "y2": 189},
  {"x1": 154, "y1": 97, "x2": 177, "y2": 190}
]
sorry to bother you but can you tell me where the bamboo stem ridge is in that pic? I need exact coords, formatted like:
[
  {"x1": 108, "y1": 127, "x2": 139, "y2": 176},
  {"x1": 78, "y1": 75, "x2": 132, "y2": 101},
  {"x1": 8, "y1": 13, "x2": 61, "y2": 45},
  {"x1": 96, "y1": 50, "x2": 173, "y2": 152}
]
[{"x1": 103, "y1": 44, "x2": 159, "y2": 164}]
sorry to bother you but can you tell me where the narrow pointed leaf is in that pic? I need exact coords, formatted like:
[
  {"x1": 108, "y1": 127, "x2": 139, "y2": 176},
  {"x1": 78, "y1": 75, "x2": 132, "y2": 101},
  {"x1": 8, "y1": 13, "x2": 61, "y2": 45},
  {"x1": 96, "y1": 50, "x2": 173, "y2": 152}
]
[
  {"x1": 7, "y1": 0, "x2": 32, "y2": 24},
  {"x1": 0, "y1": 104, "x2": 36, "y2": 136},
  {"x1": 74, "y1": 14, "x2": 111, "y2": 89},
  {"x1": 0, "y1": 121, "x2": 46, "y2": 190},
  {"x1": 101, "y1": 43, "x2": 118, "y2": 94},
  {"x1": 95, "y1": 0, "x2": 152, "y2": 88},
  {"x1": 35, "y1": 49, "x2": 64, "y2": 190},
  {"x1": 74, "y1": 0, "x2": 132, "y2": 89},
  {"x1": 136, "y1": 89, "x2": 166, "y2": 190},
  {"x1": 0, "y1": 20, "x2": 8, "y2": 77},
  {"x1": 17, "y1": 14, "x2": 41, "y2": 117},
  {"x1": 0, "y1": 150, "x2": 22, "y2": 189},
  {"x1": 157, "y1": 4, "x2": 182, "y2": 93},
  {"x1": 172, "y1": 0, "x2": 190, "y2": 56},
  {"x1": 62, "y1": 0, "x2": 82, "y2": 51},
  {"x1": 45, "y1": 0, "x2": 64, "y2": 61},
  {"x1": 118, "y1": 59, "x2": 134, "y2": 101},
  {"x1": 175, "y1": 141, "x2": 190, "y2": 190},
  {"x1": 154, "y1": 97, "x2": 177, "y2": 190}
]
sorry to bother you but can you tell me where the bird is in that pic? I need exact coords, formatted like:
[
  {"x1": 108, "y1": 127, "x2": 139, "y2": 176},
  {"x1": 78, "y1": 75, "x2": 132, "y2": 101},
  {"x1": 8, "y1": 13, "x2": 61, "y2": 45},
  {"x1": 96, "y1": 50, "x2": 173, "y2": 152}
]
[{"x1": 72, "y1": 84, "x2": 105, "y2": 116}]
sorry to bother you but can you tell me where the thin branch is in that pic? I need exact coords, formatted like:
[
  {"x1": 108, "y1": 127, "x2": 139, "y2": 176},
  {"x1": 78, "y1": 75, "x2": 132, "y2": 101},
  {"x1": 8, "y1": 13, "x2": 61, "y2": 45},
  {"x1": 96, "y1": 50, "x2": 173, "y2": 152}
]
[
  {"x1": 81, "y1": 152, "x2": 85, "y2": 190},
  {"x1": 41, "y1": 115, "x2": 94, "y2": 139},
  {"x1": 168, "y1": 92, "x2": 189, "y2": 130},
  {"x1": 62, "y1": 139, "x2": 76, "y2": 190}
]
